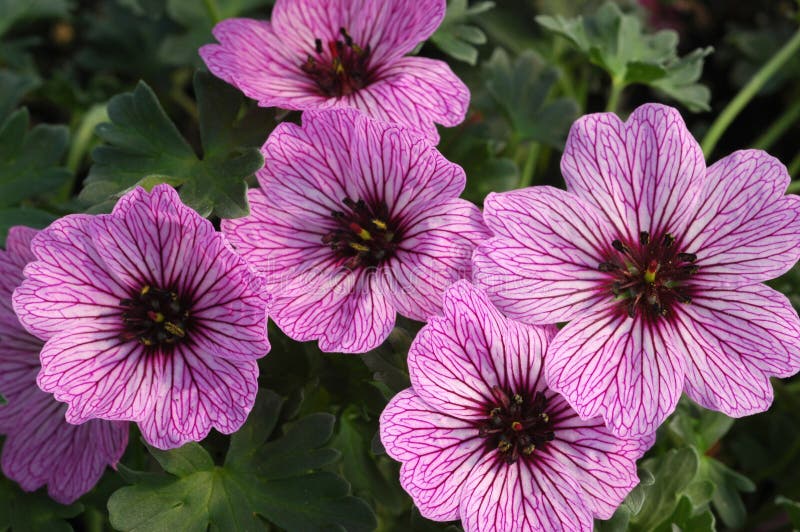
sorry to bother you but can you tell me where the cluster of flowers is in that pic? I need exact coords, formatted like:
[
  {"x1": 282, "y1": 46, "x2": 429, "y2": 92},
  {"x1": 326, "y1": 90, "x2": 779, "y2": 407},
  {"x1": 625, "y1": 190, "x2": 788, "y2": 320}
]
[{"x1": 2, "y1": 1, "x2": 799, "y2": 530}]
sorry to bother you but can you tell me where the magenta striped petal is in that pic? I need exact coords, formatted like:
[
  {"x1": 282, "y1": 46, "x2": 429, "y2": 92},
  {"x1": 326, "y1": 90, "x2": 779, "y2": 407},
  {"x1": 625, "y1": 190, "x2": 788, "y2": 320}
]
[
  {"x1": 670, "y1": 283, "x2": 800, "y2": 416},
  {"x1": 380, "y1": 281, "x2": 646, "y2": 530},
  {"x1": 223, "y1": 109, "x2": 485, "y2": 353},
  {"x1": 474, "y1": 102, "x2": 800, "y2": 439},
  {"x1": 682, "y1": 150, "x2": 800, "y2": 286},
  {"x1": 458, "y1": 454, "x2": 590, "y2": 532},
  {"x1": 545, "y1": 312, "x2": 685, "y2": 437},
  {"x1": 380, "y1": 389, "x2": 484, "y2": 521},
  {"x1": 0, "y1": 227, "x2": 128, "y2": 503},
  {"x1": 14, "y1": 185, "x2": 270, "y2": 449},
  {"x1": 474, "y1": 187, "x2": 614, "y2": 324},
  {"x1": 561, "y1": 103, "x2": 705, "y2": 241},
  {"x1": 199, "y1": 0, "x2": 464, "y2": 142}
]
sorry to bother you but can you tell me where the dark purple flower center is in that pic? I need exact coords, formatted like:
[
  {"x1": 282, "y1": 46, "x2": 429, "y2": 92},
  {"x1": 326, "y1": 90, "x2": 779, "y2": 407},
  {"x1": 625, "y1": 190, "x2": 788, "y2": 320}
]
[
  {"x1": 599, "y1": 231, "x2": 698, "y2": 320},
  {"x1": 477, "y1": 386, "x2": 555, "y2": 464},
  {"x1": 119, "y1": 285, "x2": 191, "y2": 348},
  {"x1": 323, "y1": 197, "x2": 399, "y2": 270},
  {"x1": 301, "y1": 27, "x2": 373, "y2": 98}
]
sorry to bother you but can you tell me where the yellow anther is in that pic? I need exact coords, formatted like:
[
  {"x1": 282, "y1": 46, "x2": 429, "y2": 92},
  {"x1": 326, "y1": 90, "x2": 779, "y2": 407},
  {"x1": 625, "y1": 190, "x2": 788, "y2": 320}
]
[
  {"x1": 140, "y1": 285, "x2": 150, "y2": 295},
  {"x1": 140, "y1": 338, "x2": 153, "y2": 346},
  {"x1": 164, "y1": 322, "x2": 185, "y2": 338},
  {"x1": 349, "y1": 242, "x2": 370, "y2": 253},
  {"x1": 513, "y1": 394, "x2": 523, "y2": 404},
  {"x1": 540, "y1": 413, "x2": 549, "y2": 423},
  {"x1": 522, "y1": 444, "x2": 535, "y2": 455},
  {"x1": 498, "y1": 441, "x2": 512, "y2": 452},
  {"x1": 371, "y1": 219, "x2": 387, "y2": 230},
  {"x1": 357, "y1": 228, "x2": 372, "y2": 240},
  {"x1": 644, "y1": 270, "x2": 657, "y2": 283},
  {"x1": 153, "y1": 312, "x2": 165, "y2": 323}
]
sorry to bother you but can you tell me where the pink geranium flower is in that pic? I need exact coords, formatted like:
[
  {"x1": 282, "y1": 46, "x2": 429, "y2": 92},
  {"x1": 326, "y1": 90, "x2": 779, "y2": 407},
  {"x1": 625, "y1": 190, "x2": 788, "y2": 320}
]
[
  {"x1": 13, "y1": 185, "x2": 270, "y2": 450},
  {"x1": 222, "y1": 109, "x2": 488, "y2": 353},
  {"x1": 380, "y1": 281, "x2": 648, "y2": 531},
  {"x1": 0, "y1": 226, "x2": 128, "y2": 504},
  {"x1": 199, "y1": 0, "x2": 468, "y2": 142},
  {"x1": 474, "y1": 103, "x2": 800, "y2": 437}
]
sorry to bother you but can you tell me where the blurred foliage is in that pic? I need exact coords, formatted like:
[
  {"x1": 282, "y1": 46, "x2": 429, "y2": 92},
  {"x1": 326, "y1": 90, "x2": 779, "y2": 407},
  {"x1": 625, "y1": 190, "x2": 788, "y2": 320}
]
[{"x1": 0, "y1": 0, "x2": 799, "y2": 531}]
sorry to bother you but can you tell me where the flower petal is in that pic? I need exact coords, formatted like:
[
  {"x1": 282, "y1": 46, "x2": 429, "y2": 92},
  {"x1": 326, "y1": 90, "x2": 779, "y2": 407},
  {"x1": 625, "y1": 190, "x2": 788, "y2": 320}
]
[
  {"x1": 350, "y1": 57, "x2": 469, "y2": 142},
  {"x1": 13, "y1": 215, "x2": 129, "y2": 340},
  {"x1": 671, "y1": 283, "x2": 800, "y2": 417},
  {"x1": 137, "y1": 344, "x2": 258, "y2": 449},
  {"x1": 271, "y1": 268, "x2": 395, "y2": 353},
  {"x1": 458, "y1": 454, "x2": 592, "y2": 532},
  {"x1": 271, "y1": 0, "x2": 445, "y2": 65},
  {"x1": 546, "y1": 394, "x2": 648, "y2": 519},
  {"x1": 200, "y1": 18, "x2": 327, "y2": 109},
  {"x1": 379, "y1": 199, "x2": 488, "y2": 321},
  {"x1": 682, "y1": 150, "x2": 800, "y2": 286},
  {"x1": 561, "y1": 103, "x2": 705, "y2": 241},
  {"x1": 546, "y1": 312, "x2": 685, "y2": 437},
  {"x1": 36, "y1": 323, "x2": 156, "y2": 424},
  {"x1": 1, "y1": 388, "x2": 128, "y2": 504},
  {"x1": 473, "y1": 187, "x2": 614, "y2": 324},
  {"x1": 380, "y1": 388, "x2": 485, "y2": 521},
  {"x1": 407, "y1": 281, "x2": 553, "y2": 420}
]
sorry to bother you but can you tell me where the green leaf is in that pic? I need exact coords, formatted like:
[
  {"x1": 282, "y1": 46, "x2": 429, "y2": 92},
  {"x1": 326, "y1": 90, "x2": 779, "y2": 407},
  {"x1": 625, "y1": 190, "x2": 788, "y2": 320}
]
[
  {"x1": 631, "y1": 446, "x2": 703, "y2": 530},
  {"x1": 0, "y1": 0, "x2": 71, "y2": 38},
  {"x1": 82, "y1": 75, "x2": 266, "y2": 218},
  {"x1": 536, "y1": 1, "x2": 712, "y2": 111},
  {"x1": 109, "y1": 390, "x2": 376, "y2": 532},
  {"x1": 699, "y1": 457, "x2": 755, "y2": 529},
  {"x1": 667, "y1": 398, "x2": 734, "y2": 453},
  {"x1": 654, "y1": 496, "x2": 715, "y2": 532},
  {"x1": 148, "y1": 443, "x2": 215, "y2": 477},
  {"x1": 0, "y1": 207, "x2": 55, "y2": 247},
  {"x1": 776, "y1": 495, "x2": 800, "y2": 529},
  {"x1": 331, "y1": 406, "x2": 407, "y2": 515},
  {"x1": 158, "y1": 0, "x2": 274, "y2": 66},
  {"x1": 0, "y1": 108, "x2": 71, "y2": 208},
  {"x1": 430, "y1": 0, "x2": 494, "y2": 65},
  {"x1": 483, "y1": 48, "x2": 578, "y2": 147},
  {"x1": 0, "y1": 476, "x2": 83, "y2": 532},
  {"x1": 0, "y1": 70, "x2": 39, "y2": 122}
]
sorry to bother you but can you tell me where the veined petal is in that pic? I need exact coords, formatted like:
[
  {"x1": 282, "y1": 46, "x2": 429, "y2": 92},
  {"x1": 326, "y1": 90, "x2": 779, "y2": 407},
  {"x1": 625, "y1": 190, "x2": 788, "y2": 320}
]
[
  {"x1": 546, "y1": 312, "x2": 685, "y2": 437},
  {"x1": 1, "y1": 389, "x2": 128, "y2": 504},
  {"x1": 380, "y1": 389, "x2": 485, "y2": 521},
  {"x1": 349, "y1": 57, "x2": 469, "y2": 142},
  {"x1": 459, "y1": 454, "x2": 592, "y2": 532},
  {"x1": 137, "y1": 344, "x2": 258, "y2": 449},
  {"x1": 474, "y1": 187, "x2": 614, "y2": 324},
  {"x1": 200, "y1": 18, "x2": 327, "y2": 109},
  {"x1": 37, "y1": 322, "x2": 156, "y2": 424},
  {"x1": 271, "y1": 0, "x2": 445, "y2": 65},
  {"x1": 13, "y1": 215, "x2": 129, "y2": 340},
  {"x1": 561, "y1": 103, "x2": 705, "y2": 241},
  {"x1": 671, "y1": 283, "x2": 800, "y2": 416},
  {"x1": 546, "y1": 394, "x2": 649, "y2": 519},
  {"x1": 0, "y1": 226, "x2": 37, "y2": 312},
  {"x1": 271, "y1": 268, "x2": 395, "y2": 353},
  {"x1": 682, "y1": 150, "x2": 800, "y2": 286},
  {"x1": 407, "y1": 281, "x2": 551, "y2": 420}
]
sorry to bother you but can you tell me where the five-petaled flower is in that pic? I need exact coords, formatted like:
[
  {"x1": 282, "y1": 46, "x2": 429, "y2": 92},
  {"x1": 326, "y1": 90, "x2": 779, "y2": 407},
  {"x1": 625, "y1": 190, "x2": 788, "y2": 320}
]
[
  {"x1": 222, "y1": 108, "x2": 488, "y2": 353},
  {"x1": 474, "y1": 103, "x2": 800, "y2": 437},
  {"x1": 380, "y1": 281, "x2": 649, "y2": 531},
  {"x1": 199, "y1": 0, "x2": 469, "y2": 142},
  {"x1": 13, "y1": 185, "x2": 270, "y2": 450},
  {"x1": 0, "y1": 226, "x2": 128, "y2": 503}
]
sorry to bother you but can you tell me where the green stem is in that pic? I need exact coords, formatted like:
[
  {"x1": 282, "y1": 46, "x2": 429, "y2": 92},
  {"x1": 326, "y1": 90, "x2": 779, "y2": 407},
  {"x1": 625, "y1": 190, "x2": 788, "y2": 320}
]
[
  {"x1": 605, "y1": 77, "x2": 624, "y2": 113},
  {"x1": 518, "y1": 143, "x2": 540, "y2": 188},
  {"x1": 753, "y1": 97, "x2": 800, "y2": 151},
  {"x1": 203, "y1": 0, "x2": 222, "y2": 24},
  {"x1": 789, "y1": 150, "x2": 800, "y2": 179},
  {"x1": 701, "y1": 27, "x2": 800, "y2": 158}
]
